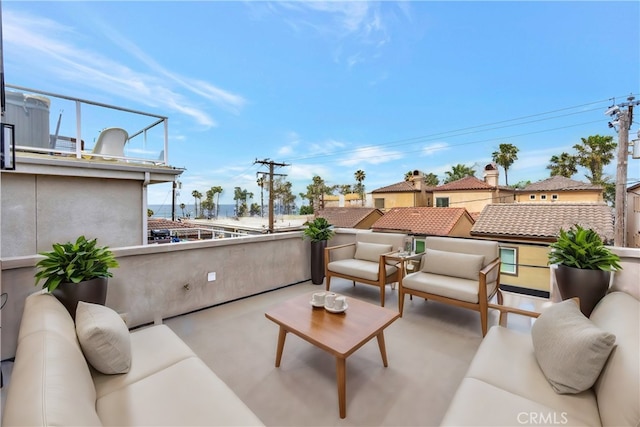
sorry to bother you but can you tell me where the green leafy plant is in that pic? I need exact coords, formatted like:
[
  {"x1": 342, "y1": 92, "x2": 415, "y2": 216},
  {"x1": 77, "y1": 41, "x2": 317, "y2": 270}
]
[
  {"x1": 34, "y1": 236, "x2": 119, "y2": 292},
  {"x1": 302, "y1": 217, "x2": 335, "y2": 242},
  {"x1": 548, "y1": 225, "x2": 621, "y2": 271}
]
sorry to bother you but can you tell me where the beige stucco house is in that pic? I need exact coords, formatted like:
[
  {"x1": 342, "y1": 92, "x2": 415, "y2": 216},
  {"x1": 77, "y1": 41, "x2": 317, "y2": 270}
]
[
  {"x1": 516, "y1": 176, "x2": 604, "y2": 203},
  {"x1": 431, "y1": 164, "x2": 515, "y2": 215}
]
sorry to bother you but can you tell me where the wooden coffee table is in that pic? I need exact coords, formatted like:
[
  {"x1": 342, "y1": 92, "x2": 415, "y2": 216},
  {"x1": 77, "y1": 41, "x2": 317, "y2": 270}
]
[{"x1": 264, "y1": 292, "x2": 400, "y2": 418}]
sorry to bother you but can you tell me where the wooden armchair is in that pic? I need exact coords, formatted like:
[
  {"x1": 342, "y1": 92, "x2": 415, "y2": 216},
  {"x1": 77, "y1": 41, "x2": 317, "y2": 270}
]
[
  {"x1": 399, "y1": 236, "x2": 501, "y2": 336},
  {"x1": 324, "y1": 232, "x2": 408, "y2": 307}
]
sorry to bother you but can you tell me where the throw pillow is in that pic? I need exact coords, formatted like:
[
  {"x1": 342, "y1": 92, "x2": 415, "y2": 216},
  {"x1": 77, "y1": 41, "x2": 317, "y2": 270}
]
[
  {"x1": 75, "y1": 301, "x2": 132, "y2": 375},
  {"x1": 531, "y1": 299, "x2": 616, "y2": 394},
  {"x1": 421, "y1": 248, "x2": 485, "y2": 280},
  {"x1": 354, "y1": 242, "x2": 392, "y2": 263}
]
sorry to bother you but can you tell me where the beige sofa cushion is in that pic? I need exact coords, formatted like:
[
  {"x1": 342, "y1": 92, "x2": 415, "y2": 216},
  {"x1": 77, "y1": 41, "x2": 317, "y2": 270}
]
[
  {"x1": 442, "y1": 326, "x2": 602, "y2": 426},
  {"x1": 421, "y1": 248, "x2": 484, "y2": 280},
  {"x1": 76, "y1": 301, "x2": 132, "y2": 375},
  {"x1": 354, "y1": 241, "x2": 392, "y2": 262},
  {"x1": 590, "y1": 291, "x2": 640, "y2": 427},
  {"x1": 2, "y1": 293, "x2": 102, "y2": 427},
  {"x1": 531, "y1": 299, "x2": 616, "y2": 394}
]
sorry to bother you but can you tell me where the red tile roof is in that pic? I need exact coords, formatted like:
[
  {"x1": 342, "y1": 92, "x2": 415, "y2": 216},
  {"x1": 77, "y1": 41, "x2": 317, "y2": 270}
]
[
  {"x1": 434, "y1": 176, "x2": 494, "y2": 191},
  {"x1": 371, "y1": 207, "x2": 473, "y2": 236},
  {"x1": 471, "y1": 203, "x2": 614, "y2": 243},
  {"x1": 316, "y1": 207, "x2": 383, "y2": 228},
  {"x1": 522, "y1": 176, "x2": 602, "y2": 192},
  {"x1": 371, "y1": 181, "x2": 421, "y2": 193}
]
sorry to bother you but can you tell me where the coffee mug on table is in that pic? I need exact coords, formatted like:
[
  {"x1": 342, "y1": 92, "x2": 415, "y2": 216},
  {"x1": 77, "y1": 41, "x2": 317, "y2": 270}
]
[
  {"x1": 312, "y1": 292, "x2": 326, "y2": 305},
  {"x1": 333, "y1": 296, "x2": 346, "y2": 311},
  {"x1": 324, "y1": 292, "x2": 337, "y2": 308}
]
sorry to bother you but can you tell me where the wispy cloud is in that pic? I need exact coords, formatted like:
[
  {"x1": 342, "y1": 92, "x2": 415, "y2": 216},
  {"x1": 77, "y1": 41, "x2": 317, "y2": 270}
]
[
  {"x1": 421, "y1": 142, "x2": 450, "y2": 156},
  {"x1": 338, "y1": 146, "x2": 403, "y2": 167},
  {"x1": 3, "y1": 10, "x2": 245, "y2": 128},
  {"x1": 262, "y1": 1, "x2": 401, "y2": 68}
]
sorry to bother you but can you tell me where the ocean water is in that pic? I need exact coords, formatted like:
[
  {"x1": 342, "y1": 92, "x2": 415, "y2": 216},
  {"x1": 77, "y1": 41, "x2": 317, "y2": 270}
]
[{"x1": 148, "y1": 203, "x2": 239, "y2": 219}]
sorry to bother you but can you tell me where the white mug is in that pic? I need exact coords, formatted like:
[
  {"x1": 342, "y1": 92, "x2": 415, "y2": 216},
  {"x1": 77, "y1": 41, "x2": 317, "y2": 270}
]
[
  {"x1": 324, "y1": 292, "x2": 337, "y2": 308},
  {"x1": 333, "y1": 296, "x2": 346, "y2": 311},
  {"x1": 312, "y1": 292, "x2": 326, "y2": 305}
]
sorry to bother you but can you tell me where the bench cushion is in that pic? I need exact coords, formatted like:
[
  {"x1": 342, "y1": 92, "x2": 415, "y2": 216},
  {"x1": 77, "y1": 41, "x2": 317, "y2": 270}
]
[
  {"x1": 421, "y1": 248, "x2": 485, "y2": 280},
  {"x1": 328, "y1": 259, "x2": 397, "y2": 282},
  {"x1": 354, "y1": 242, "x2": 392, "y2": 262},
  {"x1": 402, "y1": 272, "x2": 497, "y2": 304},
  {"x1": 441, "y1": 326, "x2": 601, "y2": 426}
]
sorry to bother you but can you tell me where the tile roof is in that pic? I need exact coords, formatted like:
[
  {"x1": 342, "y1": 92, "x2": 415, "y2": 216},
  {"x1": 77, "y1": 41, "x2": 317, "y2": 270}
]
[
  {"x1": 522, "y1": 176, "x2": 602, "y2": 192},
  {"x1": 471, "y1": 202, "x2": 615, "y2": 243},
  {"x1": 371, "y1": 207, "x2": 472, "y2": 236},
  {"x1": 371, "y1": 181, "x2": 420, "y2": 193},
  {"x1": 148, "y1": 218, "x2": 201, "y2": 230},
  {"x1": 316, "y1": 207, "x2": 383, "y2": 228},
  {"x1": 372, "y1": 181, "x2": 436, "y2": 193},
  {"x1": 434, "y1": 176, "x2": 495, "y2": 191}
]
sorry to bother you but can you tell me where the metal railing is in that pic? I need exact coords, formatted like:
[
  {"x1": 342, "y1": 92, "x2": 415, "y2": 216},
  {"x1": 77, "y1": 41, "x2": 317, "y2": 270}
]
[{"x1": 5, "y1": 84, "x2": 169, "y2": 165}]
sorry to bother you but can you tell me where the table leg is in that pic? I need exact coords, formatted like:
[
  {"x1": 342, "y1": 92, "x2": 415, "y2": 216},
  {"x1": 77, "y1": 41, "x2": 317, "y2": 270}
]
[
  {"x1": 275, "y1": 327, "x2": 287, "y2": 367},
  {"x1": 336, "y1": 357, "x2": 346, "y2": 419},
  {"x1": 376, "y1": 332, "x2": 389, "y2": 367}
]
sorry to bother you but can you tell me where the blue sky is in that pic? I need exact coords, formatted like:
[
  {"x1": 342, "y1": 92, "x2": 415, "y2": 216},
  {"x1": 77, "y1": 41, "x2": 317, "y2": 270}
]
[{"x1": 4, "y1": 1, "x2": 639, "y2": 206}]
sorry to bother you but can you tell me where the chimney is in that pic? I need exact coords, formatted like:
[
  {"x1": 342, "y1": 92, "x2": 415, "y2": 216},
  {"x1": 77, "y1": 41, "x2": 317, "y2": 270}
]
[
  {"x1": 410, "y1": 170, "x2": 423, "y2": 190},
  {"x1": 483, "y1": 163, "x2": 499, "y2": 187}
]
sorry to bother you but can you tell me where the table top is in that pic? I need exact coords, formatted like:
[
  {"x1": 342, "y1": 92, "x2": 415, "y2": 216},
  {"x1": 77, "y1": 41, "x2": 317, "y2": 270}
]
[{"x1": 265, "y1": 292, "x2": 400, "y2": 358}]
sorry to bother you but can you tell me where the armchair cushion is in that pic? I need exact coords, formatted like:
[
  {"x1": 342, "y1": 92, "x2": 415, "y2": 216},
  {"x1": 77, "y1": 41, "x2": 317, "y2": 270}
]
[
  {"x1": 76, "y1": 301, "x2": 132, "y2": 375},
  {"x1": 354, "y1": 242, "x2": 392, "y2": 263},
  {"x1": 421, "y1": 248, "x2": 485, "y2": 280},
  {"x1": 531, "y1": 299, "x2": 616, "y2": 394}
]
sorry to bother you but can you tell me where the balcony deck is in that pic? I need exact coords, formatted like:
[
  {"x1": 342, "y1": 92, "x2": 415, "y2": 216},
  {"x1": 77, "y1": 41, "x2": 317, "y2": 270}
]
[{"x1": 160, "y1": 278, "x2": 548, "y2": 426}]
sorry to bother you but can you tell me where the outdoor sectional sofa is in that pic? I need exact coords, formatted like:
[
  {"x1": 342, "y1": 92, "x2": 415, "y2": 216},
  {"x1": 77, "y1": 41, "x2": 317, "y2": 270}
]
[
  {"x1": 441, "y1": 288, "x2": 639, "y2": 426},
  {"x1": 2, "y1": 292, "x2": 264, "y2": 426}
]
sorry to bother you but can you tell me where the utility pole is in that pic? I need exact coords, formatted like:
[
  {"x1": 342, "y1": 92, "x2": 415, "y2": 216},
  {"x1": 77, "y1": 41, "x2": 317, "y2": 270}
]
[
  {"x1": 606, "y1": 95, "x2": 640, "y2": 247},
  {"x1": 254, "y1": 159, "x2": 290, "y2": 233}
]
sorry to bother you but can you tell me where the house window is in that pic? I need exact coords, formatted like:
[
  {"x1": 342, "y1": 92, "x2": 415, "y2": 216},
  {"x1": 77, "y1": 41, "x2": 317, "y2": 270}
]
[
  {"x1": 436, "y1": 197, "x2": 449, "y2": 207},
  {"x1": 500, "y1": 247, "x2": 517, "y2": 275},
  {"x1": 529, "y1": 194, "x2": 536, "y2": 200},
  {"x1": 552, "y1": 194, "x2": 558, "y2": 200},
  {"x1": 374, "y1": 198, "x2": 385, "y2": 209},
  {"x1": 540, "y1": 194, "x2": 547, "y2": 200}
]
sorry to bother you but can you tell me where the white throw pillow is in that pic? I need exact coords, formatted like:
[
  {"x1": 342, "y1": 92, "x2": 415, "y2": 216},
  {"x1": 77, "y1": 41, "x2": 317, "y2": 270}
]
[
  {"x1": 531, "y1": 299, "x2": 616, "y2": 394},
  {"x1": 421, "y1": 248, "x2": 485, "y2": 280},
  {"x1": 75, "y1": 301, "x2": 132, "y2": 375},
  {"x1": 354, "y1": 242, "x2": 392, "y2": 263}
]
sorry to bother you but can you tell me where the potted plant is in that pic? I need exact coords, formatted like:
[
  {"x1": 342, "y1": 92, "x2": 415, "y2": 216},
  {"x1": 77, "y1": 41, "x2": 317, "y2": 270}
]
[
  {"x1": 302, "y1": 217, "x2": 335, "y2": 285},
  {"x1": 548, "y1": 224, "x2": 622, "y2": 317},
  {"x1": 35, "y1": 235, "x2": 119, "y2": 319}
]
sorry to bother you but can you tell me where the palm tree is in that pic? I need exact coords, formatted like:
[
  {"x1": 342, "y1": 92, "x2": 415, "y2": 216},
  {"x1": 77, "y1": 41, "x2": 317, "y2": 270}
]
[
  {"x1": 444, "y1": 164, "x2": 475, "y2": 184},
  {"x1": 179, "y1": 203, "x2": 186, "y2": 217},
  {"x1": 404, "y1": 171, "x2": 413, "y2": 181},
  {"x1": 211, "y1": 186, "x2": 223, "y2": 218},
  {"x1": 573, "y1": 135, "x2": 616, "y2": 184},
  {"x1": 256, "y1": 177, "x2": 265, "y2": 217},
  {"x1": 491, "y1": 143, "x2": 519, "y2": 186},
  {"x1": 191, "y1": 190, "x2": 202, "y2": 218},
  {"x1": 547, "y1": 152, "x2": 578, "y2": 178},
  {"x1": 423, "y1": 172, "x2": 439, "y2": 186},
  {"x1": 354, "y1": 169, "x2": 366, "y2": 206}
]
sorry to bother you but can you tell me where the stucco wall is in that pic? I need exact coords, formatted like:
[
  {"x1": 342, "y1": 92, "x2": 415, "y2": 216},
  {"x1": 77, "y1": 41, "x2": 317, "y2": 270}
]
[
  {"x1": 2, "y1": 173, "x2": 143, "y2": 257},
  {"x1": 1, "y1": 231, "x2": 313, "y2": 359}
]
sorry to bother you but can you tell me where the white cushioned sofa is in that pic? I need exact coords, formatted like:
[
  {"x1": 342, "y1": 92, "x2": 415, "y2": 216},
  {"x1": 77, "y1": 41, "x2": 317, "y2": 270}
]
[
  {"x1": 2, "y1": 292, "x2": 264, "y2": 426},
  {"x1": 440, "y1": 289, "x2": 639, "y2": 426}
]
